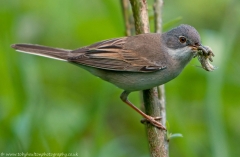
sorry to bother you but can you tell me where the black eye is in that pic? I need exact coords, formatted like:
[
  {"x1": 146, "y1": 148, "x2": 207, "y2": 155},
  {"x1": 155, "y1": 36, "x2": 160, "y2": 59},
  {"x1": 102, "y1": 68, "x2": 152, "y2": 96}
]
[{"x1": 179, "y1": 36, "x2": 187, "y2": 43}]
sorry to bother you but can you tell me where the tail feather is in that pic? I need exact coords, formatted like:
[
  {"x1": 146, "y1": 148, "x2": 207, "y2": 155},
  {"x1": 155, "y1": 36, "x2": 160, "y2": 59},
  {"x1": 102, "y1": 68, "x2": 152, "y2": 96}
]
[{"x1": 11, "y1": 44, "x2": 71, "y2": 61}]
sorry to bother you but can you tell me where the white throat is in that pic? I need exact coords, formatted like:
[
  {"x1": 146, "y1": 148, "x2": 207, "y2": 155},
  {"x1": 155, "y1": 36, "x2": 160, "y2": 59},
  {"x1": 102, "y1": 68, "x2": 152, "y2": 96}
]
[{"x1": 167, "y1": 46, "x2": 195, "y2": 61}]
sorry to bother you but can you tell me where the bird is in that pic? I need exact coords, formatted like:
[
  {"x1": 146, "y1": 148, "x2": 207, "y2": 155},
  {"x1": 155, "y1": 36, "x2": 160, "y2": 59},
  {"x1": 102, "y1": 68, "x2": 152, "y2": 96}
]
[{"x1": 11, "y1": 24, "x2": 214, "y2": 130}]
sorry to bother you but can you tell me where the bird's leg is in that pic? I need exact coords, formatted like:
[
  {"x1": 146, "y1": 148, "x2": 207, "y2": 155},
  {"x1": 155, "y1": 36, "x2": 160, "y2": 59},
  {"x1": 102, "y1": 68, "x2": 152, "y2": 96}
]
[{"x1": 120, "y1": 91, "x2": 166, "y2": 130}]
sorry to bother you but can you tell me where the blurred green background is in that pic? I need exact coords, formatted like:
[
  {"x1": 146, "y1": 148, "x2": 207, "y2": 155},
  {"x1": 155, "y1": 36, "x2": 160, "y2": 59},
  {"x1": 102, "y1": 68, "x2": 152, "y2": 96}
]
[{"x1": 1, "y1": 0, "x2": 240, "y2": 157}]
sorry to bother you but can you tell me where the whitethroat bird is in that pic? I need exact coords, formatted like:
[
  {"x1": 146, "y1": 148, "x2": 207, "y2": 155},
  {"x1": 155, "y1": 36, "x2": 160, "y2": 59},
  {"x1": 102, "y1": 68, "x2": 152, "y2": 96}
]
[{"x1": 12, "y1": 24, "x2": 215, "y2": 130}]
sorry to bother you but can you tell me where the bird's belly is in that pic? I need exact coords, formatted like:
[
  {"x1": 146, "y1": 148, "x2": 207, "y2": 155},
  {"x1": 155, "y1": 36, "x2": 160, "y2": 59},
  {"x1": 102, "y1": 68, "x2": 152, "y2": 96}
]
[
  {"x1": 106, "y1": 72, "x2": 168, "y2": 91},
  {"x1": 82, "y1": 65, "x2": 179, "y2": 91}
]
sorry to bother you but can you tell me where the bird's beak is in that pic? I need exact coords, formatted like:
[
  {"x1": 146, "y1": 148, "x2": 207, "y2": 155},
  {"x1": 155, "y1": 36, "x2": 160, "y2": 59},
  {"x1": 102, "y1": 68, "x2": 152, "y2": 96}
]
[
  {"x1": 191, "y1": 45, "x2": 213, "y2": 54},
  {"x1": 191, "y1": 44, "x2": 215, "y2": 62}
]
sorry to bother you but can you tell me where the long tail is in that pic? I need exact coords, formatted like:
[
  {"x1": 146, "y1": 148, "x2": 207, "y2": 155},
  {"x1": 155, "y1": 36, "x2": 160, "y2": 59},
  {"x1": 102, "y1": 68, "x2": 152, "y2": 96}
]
[{"x1": 11, "y1": 44, "x2": 71, "y2": 61}]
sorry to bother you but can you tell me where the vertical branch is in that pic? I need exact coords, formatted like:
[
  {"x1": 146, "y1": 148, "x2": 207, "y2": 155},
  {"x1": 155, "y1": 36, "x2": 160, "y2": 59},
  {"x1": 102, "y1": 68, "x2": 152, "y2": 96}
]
[
  {"x1": 154, "y1": 0, "x2": 169, "y2": 153},
  {"x1": 129, "y1": 0, "x2": 150, "y2": 34},
  {"x1": 142, "y1": 88, "x2": 167, "y2": 157},
  {"x1": 123, "y1": 0, "x2": 168, "y2": 157},
  {"x1": 121, "y1": 0, "x2": 135, "y2": 36},
  {"x1": 153, "y1": 0, "x2": 163, "y2": 33}
]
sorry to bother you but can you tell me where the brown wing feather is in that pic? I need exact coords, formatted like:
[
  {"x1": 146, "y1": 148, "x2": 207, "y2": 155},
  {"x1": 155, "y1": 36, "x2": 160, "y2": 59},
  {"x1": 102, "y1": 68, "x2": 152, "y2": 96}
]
[{"x1": 68, "y1": 37, "x2": 166, "y2": 72}]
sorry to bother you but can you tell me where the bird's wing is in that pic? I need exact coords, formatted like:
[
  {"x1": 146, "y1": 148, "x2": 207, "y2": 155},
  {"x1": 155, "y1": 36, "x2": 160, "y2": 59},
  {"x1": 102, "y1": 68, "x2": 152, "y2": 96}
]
[{"x1": 68, "y1": 37, "x2": 167, "y2": 72}]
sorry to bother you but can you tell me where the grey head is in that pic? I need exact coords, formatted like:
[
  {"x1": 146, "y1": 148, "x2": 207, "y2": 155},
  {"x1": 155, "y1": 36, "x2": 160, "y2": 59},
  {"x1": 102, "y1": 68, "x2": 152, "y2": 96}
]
[
  {"x1": 162, "y1": 24, "x2": 204, "y2": 62},
  {"x1": 163, "y1": 24, "x2": 201, "y2": 49}
]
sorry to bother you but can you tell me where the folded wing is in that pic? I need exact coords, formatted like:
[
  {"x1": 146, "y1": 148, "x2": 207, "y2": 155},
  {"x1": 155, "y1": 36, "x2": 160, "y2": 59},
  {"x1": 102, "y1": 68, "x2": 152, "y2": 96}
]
[{"x1": 68, "y1": 37, "x2": 166, "y2": 72}]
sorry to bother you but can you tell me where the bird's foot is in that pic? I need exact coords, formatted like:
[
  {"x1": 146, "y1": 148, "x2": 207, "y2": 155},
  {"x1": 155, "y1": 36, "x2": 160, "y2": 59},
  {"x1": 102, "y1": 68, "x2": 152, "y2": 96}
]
[{"x1": 141, "y1": 116, "x2": 166, "y2": 130}]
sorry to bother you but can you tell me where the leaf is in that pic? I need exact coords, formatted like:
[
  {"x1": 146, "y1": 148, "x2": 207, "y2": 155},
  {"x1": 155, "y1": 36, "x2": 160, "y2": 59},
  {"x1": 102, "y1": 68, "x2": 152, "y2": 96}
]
[{"x1": 169, "y1": 133, "x2": 183, "y2": 139}]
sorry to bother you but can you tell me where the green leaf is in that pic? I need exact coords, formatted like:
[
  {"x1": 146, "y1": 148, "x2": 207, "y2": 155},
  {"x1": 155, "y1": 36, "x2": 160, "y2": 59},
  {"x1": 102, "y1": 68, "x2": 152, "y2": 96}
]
[{"x1": 169, "y1": 133, "x2": 183, "y2": 139}]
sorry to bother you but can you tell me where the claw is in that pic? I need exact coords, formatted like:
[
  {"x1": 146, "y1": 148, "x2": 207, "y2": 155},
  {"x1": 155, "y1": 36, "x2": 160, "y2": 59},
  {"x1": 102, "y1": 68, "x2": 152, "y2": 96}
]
[
  {"x1": 141, "y1": 116, "x2": 162, "y2": 123},
  {"x1": 141, "y1": 116, "x2": 166, "y2": 130}
]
